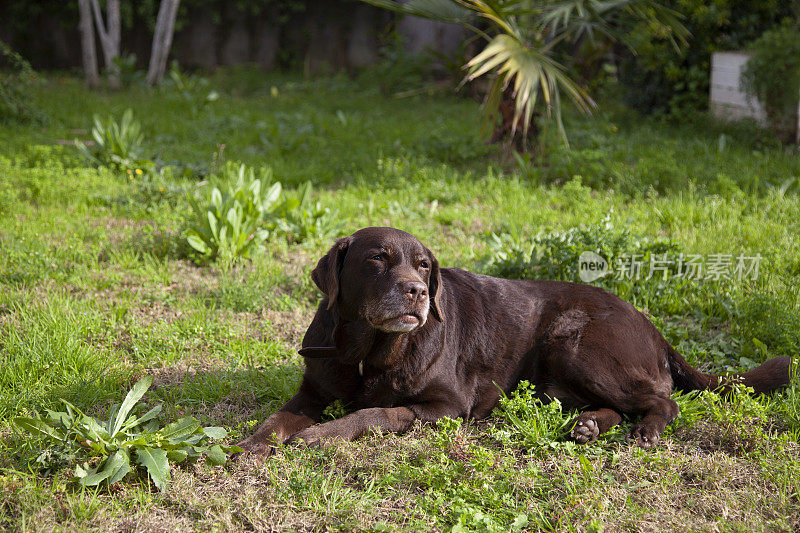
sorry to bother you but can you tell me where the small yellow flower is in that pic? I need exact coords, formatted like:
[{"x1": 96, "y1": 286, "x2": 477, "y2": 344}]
[
  {"x1": 611, "y1": 124, "x2": 618, "y2": 132},
  {"x1": 135, "y1": 168, "x2": 143, "y2": 175}
]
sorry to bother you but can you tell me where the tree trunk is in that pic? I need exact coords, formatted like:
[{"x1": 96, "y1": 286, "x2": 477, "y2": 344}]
[
  {"x1": 147, "y1": 0, "x2": 181, "y2": 86},
  {"x1": 77, "y1": 0, "x2": 99, "y2": 88},
  {"x1": 490, "y1": 86, "x2": 539, "y2": 151},
  {"x1": 90, "y1": 0, "x2": 120, "y2": 88}
]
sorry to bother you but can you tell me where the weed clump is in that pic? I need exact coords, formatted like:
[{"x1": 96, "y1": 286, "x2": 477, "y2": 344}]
[
  {"x1": 75, "y1": 109, "x2": 150, "y2": 172},
  {"x1": 184, "y1": 162, "x2": 341, "y2": 266},
  {"x1": 15, "y1": 376, "x2": 239, "y2": 492}
]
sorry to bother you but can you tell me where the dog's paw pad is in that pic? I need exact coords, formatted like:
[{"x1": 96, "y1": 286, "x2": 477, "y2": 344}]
[
  {"x1": 570, "y1": 417, "x2": 599, "y2": 444},
  {"x1": 627, "y1": 425, "x2": 660, "y2": 449}
]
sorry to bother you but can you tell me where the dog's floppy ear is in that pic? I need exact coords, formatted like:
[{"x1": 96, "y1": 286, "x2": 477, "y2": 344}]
[
  {"x1": 312, "y1": 236, "x2": 352, "y2": 310},
  {"x1": 426, "y1": 249, "x2": 445, "y2": 323}
]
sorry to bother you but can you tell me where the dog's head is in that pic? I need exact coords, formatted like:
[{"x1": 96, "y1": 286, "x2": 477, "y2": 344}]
[{"x1": 311, "y1": 227, "x2": 444, "y2": 333}]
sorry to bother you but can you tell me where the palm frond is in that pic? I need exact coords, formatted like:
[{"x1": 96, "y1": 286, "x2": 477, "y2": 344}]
[
  {"x1": 363, "y1": 0, "x2": 687, "y2": 146},
  {"x1": 466, "y1": 33, "x2": 595, "y2": 143},
  {"x1": 362, "y1": 0, "x2": 492, "y2": 38},
  {"x1": 360, "y1": 0, "x2": 473, "y2": 24},
  {"x1": 537, "y1": 0, "x2": 689, "y2": 50}
]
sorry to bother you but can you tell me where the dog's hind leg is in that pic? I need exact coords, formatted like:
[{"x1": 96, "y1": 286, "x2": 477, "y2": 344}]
[{"x1": 569, "y1": 408, "x2": 623, "y2": 444}]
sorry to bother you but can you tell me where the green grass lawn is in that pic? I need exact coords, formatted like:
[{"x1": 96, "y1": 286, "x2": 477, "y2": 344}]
[{"x1": 1, "y1": 70, "x2": 799, "y2": 531}]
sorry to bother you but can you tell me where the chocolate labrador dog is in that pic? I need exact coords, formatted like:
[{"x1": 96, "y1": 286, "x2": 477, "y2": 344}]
[{"x1": 238, "y1": 227, "x2": 791, "y2": 453}]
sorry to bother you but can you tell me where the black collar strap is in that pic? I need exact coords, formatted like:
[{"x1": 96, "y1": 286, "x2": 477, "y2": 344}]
[
  {"x1": 298, "y1": 346, "x2": 365, "y2": 376},
  {"x1": 298, "y1": 346, "x2": 340, "y2": 358}
]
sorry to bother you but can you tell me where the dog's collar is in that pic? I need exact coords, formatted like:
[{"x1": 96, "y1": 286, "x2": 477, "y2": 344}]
[
  {"x1": 298, "y1": 346, "x2": 339, "y2": 358},
  {"x1": 298, "y1": 346, "x2": 365, "y2": 376}
]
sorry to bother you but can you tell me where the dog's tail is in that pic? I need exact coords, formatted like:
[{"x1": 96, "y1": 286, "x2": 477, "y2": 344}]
[{"x1": 667, "y1": 345, "x2": 792, "y2": 394}]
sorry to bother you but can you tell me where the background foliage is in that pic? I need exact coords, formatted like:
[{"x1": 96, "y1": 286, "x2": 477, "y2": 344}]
[
  {"x1": 618, "y1": 0, "x2": 797, "y2": 113},
  {"x1": 739, "y1": 23, "x2": 800, "y2": 142}
]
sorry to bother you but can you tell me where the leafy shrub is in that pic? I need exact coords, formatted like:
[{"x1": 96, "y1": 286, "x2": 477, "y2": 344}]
[
  {"x1": 0, "y1": 40, "x2": 45, "y2": 124},
  {"x1": 740, "y1": 25, "x2": 800, "y2": 143},
  {"x1": 14, "y1": 376, "x2": 238, "y2": 492},
  {"x1": 185, "y1": 163, "x2": 281, "y2": 265},
  {"x1": 165, "y1": 61, "x2": 219, "y2": 115},
  {"x1": 476, "y1": 216, "x2": 736, "y2": 318},
  {"x1": 479, "y1": 215, "x2": 680, "y2": 282},
  {"x1": 185, "y1": 162, "x2": 341, "y2": 264},
  {"x1": 267, "y1": 181, "x2": 341, "y2": 244},
  {"x1": 619, "y1": 0, "x2": 794, "y2": 113},
  {"x1": 359, "y1": 33, "x2": 433, "y2": 95},
  {"x1": 112, "y1": 53, "x2": 144, "y2": 87},
  {"x1": 75, "y1": 109, "x2": 151, "y2": 171}
]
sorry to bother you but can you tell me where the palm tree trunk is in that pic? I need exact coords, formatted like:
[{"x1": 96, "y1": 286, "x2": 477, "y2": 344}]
[{"x1": 490, "y1": 86, "x2": 539, "y2": 150}]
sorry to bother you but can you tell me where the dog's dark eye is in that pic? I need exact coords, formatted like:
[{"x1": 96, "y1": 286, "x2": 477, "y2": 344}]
[
  {"x1": 419, "y1": 261, "x2": 430, "y2": 269},
  {"x1": 371, "y1": 255, "x2": 384, "y2": 261}
]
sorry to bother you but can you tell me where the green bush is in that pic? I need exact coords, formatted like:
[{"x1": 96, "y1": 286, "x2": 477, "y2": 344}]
[
  {"x1": 75, "y1": 109, "x2": 151, "y2": 171},
  {"x1": 475, "y1": 215, "x2": 739, "y2": 319},
  {"x1": 0, "y1": 40, "x2": 45, "y2": 124},
  {"x1": 185, "y1": 163, "x2": 281, "y2": 265},
  {"x1": 185, "y1": 162, "x2": 342, "y2": 264},
  {"x1": 740, "y1": 25, "x2": 800, "y2": 143},
  {"x1": 478, "y1": 215, "x2": 680, "y2": 283}
]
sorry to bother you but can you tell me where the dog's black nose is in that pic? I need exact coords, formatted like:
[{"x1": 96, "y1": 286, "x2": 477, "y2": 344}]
[{"x1": 402, "y1": 281, "x2": 428, "y2": 301}]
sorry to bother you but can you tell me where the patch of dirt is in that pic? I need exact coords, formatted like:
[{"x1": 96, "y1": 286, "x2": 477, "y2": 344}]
[
  {"x1": 146, "y1": 360, "x2": 216, "y2": 390},
  {"x1": 91, "y1": 216, "x2": 149, "y2": 245},
  {"x1": 674, "y1": 419, "x2": 799, "y2": 457},
  {"x1": 276, "y1": 247, "x2": 316, "y2": 284},
  {"x1": 262, "y1": 307, "x2": 315, "y2": 348},
  {"x1": 170, "y1": 260, "x2": 219, "y2": 295}
]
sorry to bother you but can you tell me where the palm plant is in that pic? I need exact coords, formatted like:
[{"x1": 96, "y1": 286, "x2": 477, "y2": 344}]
[{"x1": 362, "y1": 0, "x2": 688, "y2": 147}]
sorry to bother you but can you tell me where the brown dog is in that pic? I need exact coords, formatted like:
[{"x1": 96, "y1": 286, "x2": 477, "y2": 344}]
[{"x1": 238, "y1": 227, "x2": 791, "y2": 453}]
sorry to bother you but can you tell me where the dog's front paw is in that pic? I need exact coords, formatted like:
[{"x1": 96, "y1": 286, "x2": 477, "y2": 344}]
[
  {"x1": 627, "y1": 424, "x2": 660, "y2": 449},
  {"x1": 287, "y1": 426, "x2": 325, "y2": 448},
  {"x1": 235, "y1": 435, "x2": 276, "y2": 459},
  {"x1": 570, "y1": 415, "x2": 599, "y2": 444}
]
